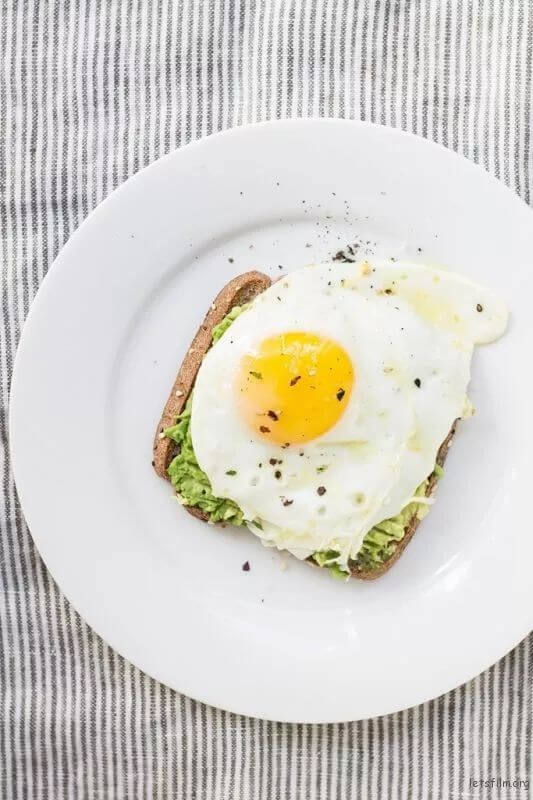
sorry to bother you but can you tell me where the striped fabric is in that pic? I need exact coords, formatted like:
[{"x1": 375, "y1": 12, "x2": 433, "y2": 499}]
[{"x1": 1, "y1": 1, "x2": 532, "y2": 798}]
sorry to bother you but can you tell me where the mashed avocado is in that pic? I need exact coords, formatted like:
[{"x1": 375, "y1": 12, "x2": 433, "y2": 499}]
[
  {"x1": 164, "y1": 397, "x2": 244, "y2": 525},
  {"x1": 211, "y1": 304, "x2": 248, "y2": 342},
  {"x1": 164, "y1": 305, "x2": 443, "y2": 578},
  {"x1": 163, "y1": 306, "x2": 250, "y2": 526}
]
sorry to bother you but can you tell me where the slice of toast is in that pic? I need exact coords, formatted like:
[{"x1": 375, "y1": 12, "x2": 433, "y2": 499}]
[
  {"x1": 153, "y1": 271, "x2": 455, "y2": 577},
  {"x1": 153, "y1": 271, "x2": 272, "y2": 490}
]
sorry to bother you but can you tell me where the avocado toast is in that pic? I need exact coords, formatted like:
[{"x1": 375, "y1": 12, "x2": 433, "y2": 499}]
[{"x1": 153, "y1": 270, "x2": 456, "y2": 580}]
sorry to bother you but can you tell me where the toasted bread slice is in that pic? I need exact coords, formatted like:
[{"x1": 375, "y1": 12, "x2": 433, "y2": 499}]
[
  {"x1": 153, "y1": 271, "x2": 455, "y2": 577},
  {"x1": 153, "y1": 271, "x2": 272, "y2": 487}
]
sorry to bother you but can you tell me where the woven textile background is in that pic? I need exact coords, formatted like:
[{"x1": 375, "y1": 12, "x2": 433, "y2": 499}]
[{"x1": 1, "y1": 2, "x2": 532, "y2": 798}]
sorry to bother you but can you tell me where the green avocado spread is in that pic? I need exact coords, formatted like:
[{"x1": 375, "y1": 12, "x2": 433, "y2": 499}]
[
  {"x1": 164, "y1": 305, "x2": 443, "y2": 578},
  {"x1": 163, "y1": 305, "x2": 250, "y2": 526}
]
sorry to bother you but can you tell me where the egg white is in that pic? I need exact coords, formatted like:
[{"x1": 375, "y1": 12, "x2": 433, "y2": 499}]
[{"x1": 191, "y1": 261, "x2": 508, "y2": 566}]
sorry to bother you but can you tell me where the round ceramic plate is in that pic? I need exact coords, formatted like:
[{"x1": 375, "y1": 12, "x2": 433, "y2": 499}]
[{"x1": 10, "y1": 119, "x2": 533, "y2": 723}]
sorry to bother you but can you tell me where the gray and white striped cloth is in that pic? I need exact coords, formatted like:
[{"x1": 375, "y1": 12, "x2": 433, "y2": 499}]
[{"x1": 1, "y1": 2, "x2": 531, "y2": 798}]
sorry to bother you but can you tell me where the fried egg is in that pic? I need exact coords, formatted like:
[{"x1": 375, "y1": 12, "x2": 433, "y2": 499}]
[{"x1": 191, "y1": 261, "x2": 508, "y2": 566}]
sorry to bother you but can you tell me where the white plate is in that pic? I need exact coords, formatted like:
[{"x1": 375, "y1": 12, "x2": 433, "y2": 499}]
[{"x1": 10, "y1": 119, "x2": 533, "y2": 723}]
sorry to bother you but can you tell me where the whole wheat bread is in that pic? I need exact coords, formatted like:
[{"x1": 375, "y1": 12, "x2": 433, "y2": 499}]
[
  {"x1": 153, "y1": 271, "x2": 456, "y2": 579},
  {"x1": 153, "y1": 271, "x2": 272, "y2": 482}
]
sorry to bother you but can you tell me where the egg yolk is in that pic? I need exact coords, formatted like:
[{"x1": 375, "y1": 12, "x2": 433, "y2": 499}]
[{"x1": 235, "y1": 332, "x2": 354, "y2": 444}]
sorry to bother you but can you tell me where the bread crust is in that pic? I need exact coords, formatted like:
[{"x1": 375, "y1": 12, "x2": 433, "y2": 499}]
[{"x1": 153, "y1": 271, "x2": 456, "y2": 577}]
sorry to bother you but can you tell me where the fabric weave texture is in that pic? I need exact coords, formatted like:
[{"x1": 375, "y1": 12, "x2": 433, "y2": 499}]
[{"x1": 0, "y1": 2, "x2": 531, "y2": 798}]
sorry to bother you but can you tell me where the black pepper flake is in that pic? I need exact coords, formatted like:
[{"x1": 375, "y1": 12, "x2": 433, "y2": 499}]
[
  {"x1": 290, "y1": 375, "x2": 301, "y2": 386},
  {"x1": 299, "y1": 450, "x2": 305, "y2": 457},
  {"x1": 267, "y1": 410, "x2": 279, "y2": 421},
  {"x1": 384, "y1": 288, "x2": 393, "y2": 295},
  {"x1": 333, "y1": 248, "x2": 357, "y2": 263},
  {"x1": 260, "y1": 425, "x2": 270, "y2": 433},
  {"x1": 242, "y1": 561, "x2": 250, "y2": 572},
  {"x1": 336, "y1": 388, "x2": 346, "y2": 401},
  {"x1": 225, "y1": 469, "x2": 237, "y2": 476},
  {"x1": 317, "y1": 486, "x2": 326, "y2": 496},
  {"x1": 228, "y1": 257, "x2": 234, "y2": 263},
  {"x1": 249, "y1": 370, "x2": 262, "y2": 379},
  {"x1": 281, "y1": 497, "x2": 293, "y2": 507},
  {"x1": 414, "y1": 378, "x2": 421, "y2": 388},
  {"x1": 476, "y1": 303, "x2": 483, "y2": 312},
  {"x1": 269, "y1": 458, "x2": 279, "y2": 466},
  {"x1": 274, "y1": 470, "x2": 282, "y2": 479}
]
